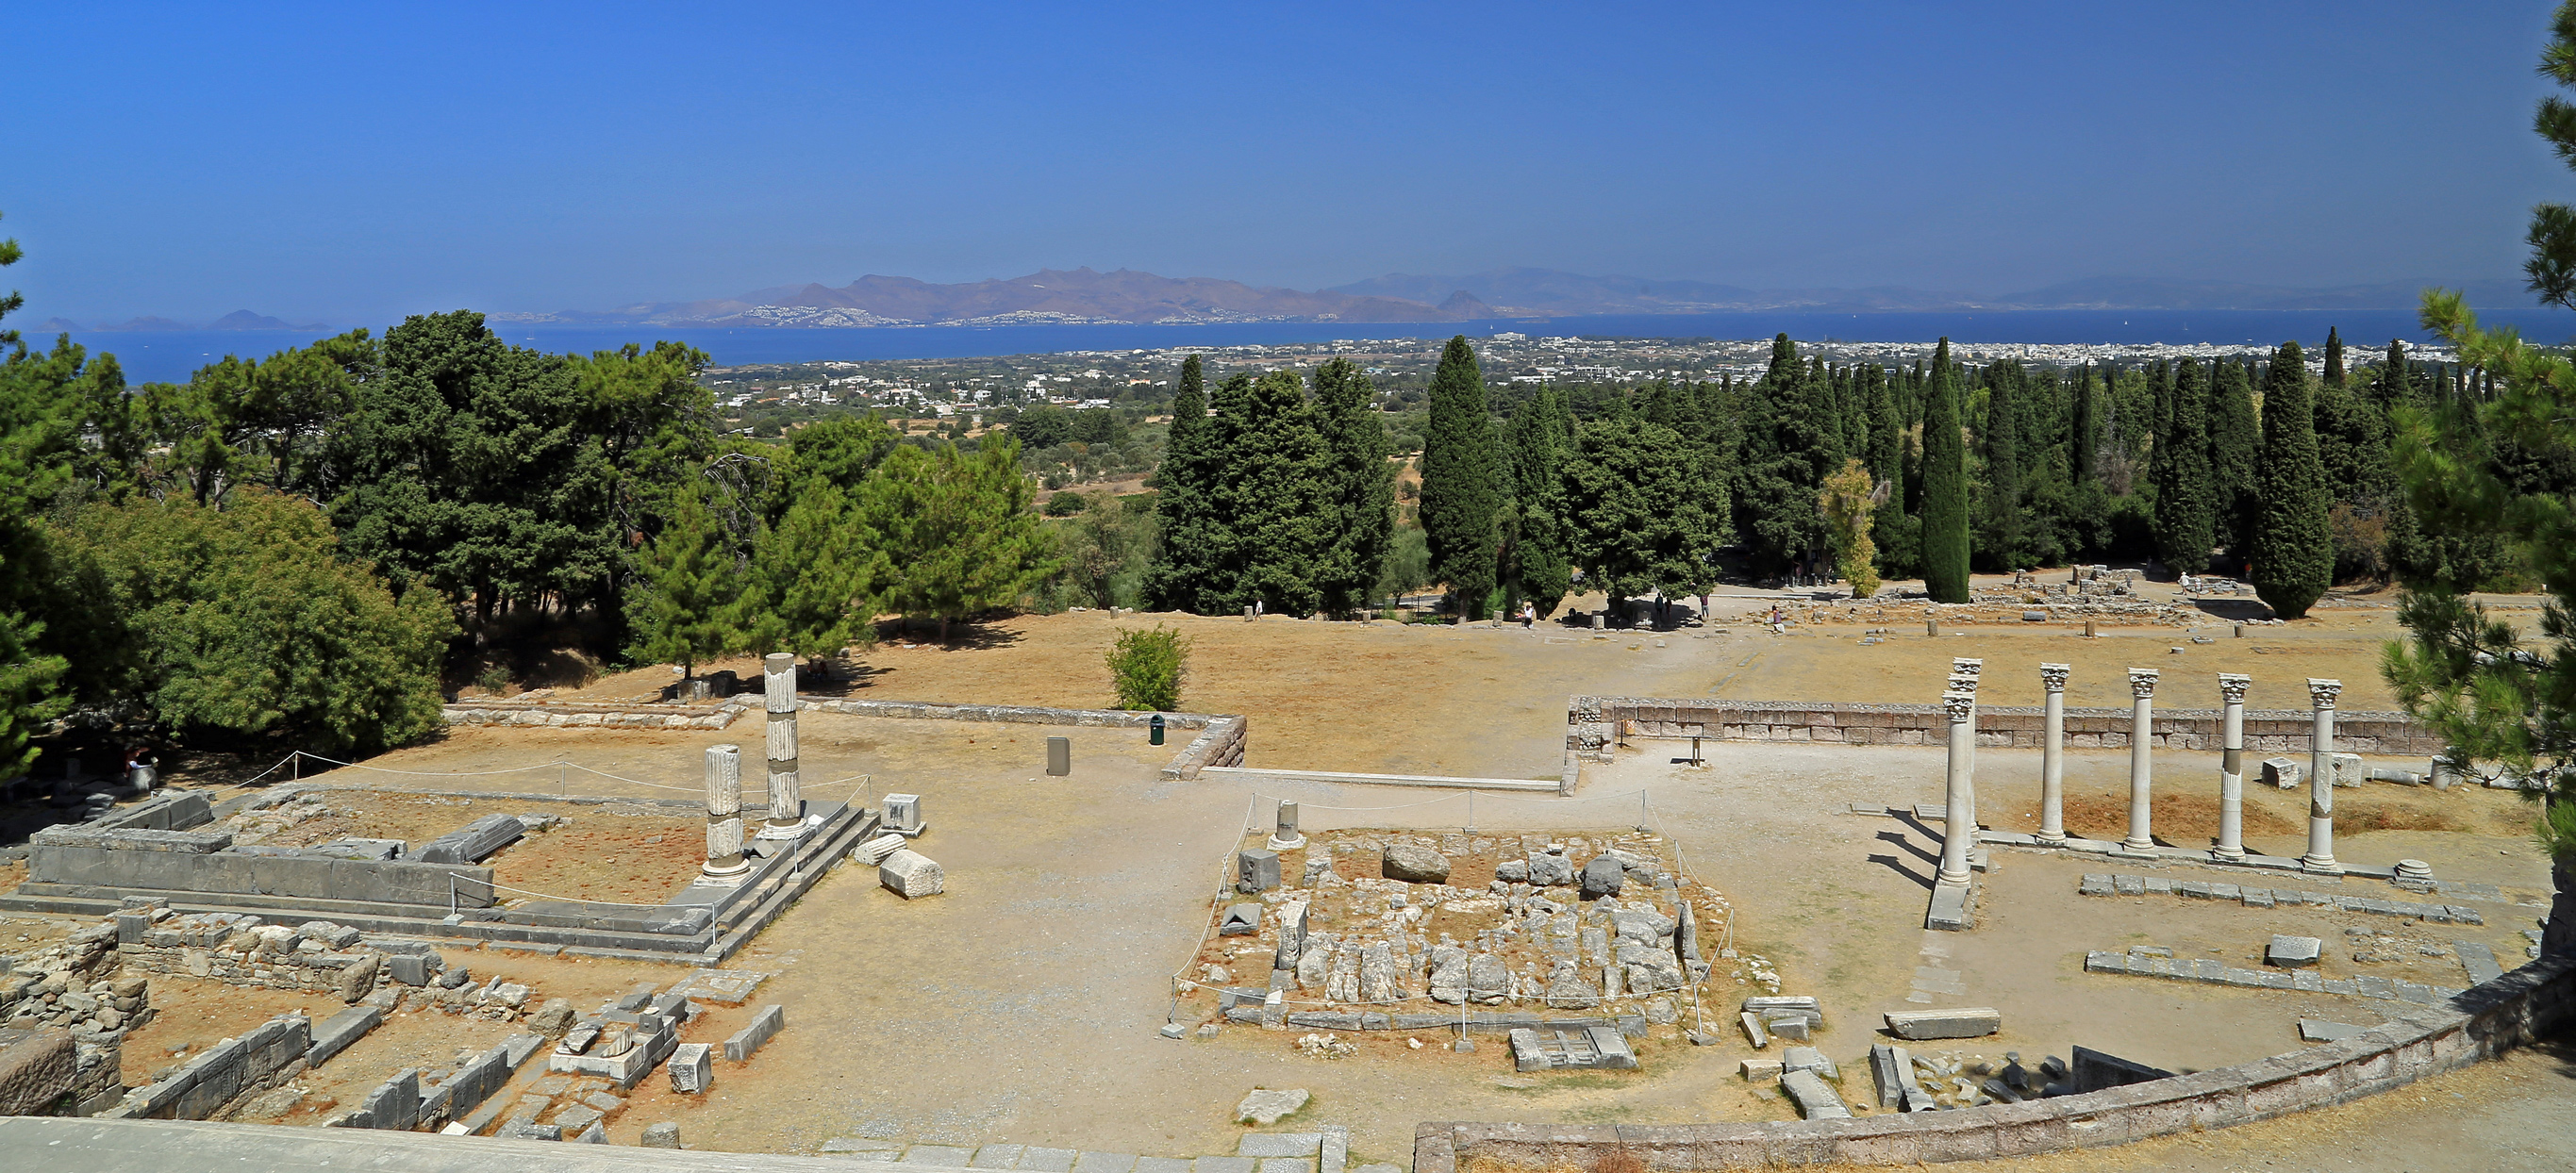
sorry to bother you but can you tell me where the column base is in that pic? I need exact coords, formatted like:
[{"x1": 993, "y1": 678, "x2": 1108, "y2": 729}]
[
  {"x1": 755, "y1": 814, "x2": 822, "y2": 844},
  {"x1": 2301, "y1": 856, "x2": 2343, "y2": 875},
  {"x1": 1267, "y1": 834, "x2": 1306, "y2": 851},
  {"x1": 2115, "y1": 839, "x2": 2158, "y2": 858},
  {"x1": 2034, "y1": 832, "x2": 2068, "y2": 847},
  {"x1": 699, "y1": 857, "x2": 752, "y2": 881},
  {"x1": 2212, "y1": 849, "x2": 2248, "y2": 863}
]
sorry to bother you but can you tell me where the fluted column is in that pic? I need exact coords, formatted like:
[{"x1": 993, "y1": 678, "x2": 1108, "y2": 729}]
[
  {"x1": 760, "y1": 653, "x2": 807, "y2": 837},
  {"x1": 1936, "y1": 689, "x2": 1978, "y2": 885},
  {"x1": 703, "y1": 744, "x2": 749, "y2": 878},
  {"x1": 2037, "y1": 664, "x2": 2070, "y2": 845},
  {"x1": 2121, "y1": 669, "x2": 2159, "y2": 853},
  {"x1": 2215, "y1": 673, "x2": 2251, "y2": 861},
  {"x1": 2302, "y1": 678, "x2": 2343, "y2": 873}
]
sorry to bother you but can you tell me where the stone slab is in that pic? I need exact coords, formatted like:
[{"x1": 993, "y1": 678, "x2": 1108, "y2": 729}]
[
  {"x1": 1072, "y1": 1153, "x2": 1138, "y2": 1173},
  {"x1": 1882, "y1": 1007, "x2": 2001, "y2": 1040},
  {"x1": 723, "y1": 1004, "x2": 784, "y2": 1062},
  {"x1": 906, "y1": 1147, "x2": 979, "y2": 1165}
]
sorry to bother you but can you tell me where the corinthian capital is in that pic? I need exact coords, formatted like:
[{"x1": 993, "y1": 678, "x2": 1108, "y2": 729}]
[
  {"x1": 2128, "y1": 668, "x2": 2159, "y2": 699},
  {"x1": 1942, "y1": 690, "x2": 1975, "y2": 723},
  {"x1": 2038, "y1": 663, "x2": 2070, "y2": 693},
  {"x1": 2307, "y1": 678, "x2": 2342, "y2": 708},
  {"x1": 2218, "y1": 673, "x2": 2251, "y2": 705}
]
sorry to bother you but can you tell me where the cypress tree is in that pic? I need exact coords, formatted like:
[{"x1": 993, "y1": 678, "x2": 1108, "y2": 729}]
[
  {"x1": 1312, "y1": 357, "x2": 1394, "y2": 618},
  {"x1": 1420, "y1": 336, "x2": 1501, "y2": 618},
  {"x1": 2252, "y1": 340, "x2": 2333, "y2": 619},
  {"x1": 1978, "y1": 364, "x2": 2022, "y2": 570},
  {"x1": 2208, "y1": 358, "x2": 2260, "y2": 568},
  {"x1": 2145, "y1": 360, "x2": 2174, "y2": 502},
  {"x1": 2069, "y1": 363, "x2": 2100, "y2": 485},
  {"x1": 1217, "y1": 371, "x2": 1331, "y2": 616},
  {"x1": 2324, "y1": 326, "x2": 2345, "y2": 388},
  {"x1": 1501, "y1": 386, "x2": 1574, "y2": 618},
  {"x1": 1920, "y1": 339, "x2": 1971, "y2": 603},
  {"x1": 1142, "y1": 355, "x2": 1222, "y2": 612},
  {"x1": 2152, "y1": 359, "x2": 2216, "y2": 573},
  {"x1": 1867, "y1": 364, "x2": 1901, "y2": 490}
]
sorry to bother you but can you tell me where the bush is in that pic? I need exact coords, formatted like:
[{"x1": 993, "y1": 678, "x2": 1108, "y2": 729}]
[
  {"x1": 1105, "y1": 624, "x2": 1189, "y2": 711},
  {"x1": 1044, "y1": 490, "x2": 1087, "y2": 517}
]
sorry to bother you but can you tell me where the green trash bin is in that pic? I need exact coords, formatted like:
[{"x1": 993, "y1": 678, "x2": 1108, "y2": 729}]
[{"x1": 1149, "y1": 714, "x2": 1166, "y2": 746}]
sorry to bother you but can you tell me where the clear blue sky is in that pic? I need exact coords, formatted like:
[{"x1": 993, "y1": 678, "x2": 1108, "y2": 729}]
[{"x1": 4, "y1": 1, "x2": 2568, "y2": 324}]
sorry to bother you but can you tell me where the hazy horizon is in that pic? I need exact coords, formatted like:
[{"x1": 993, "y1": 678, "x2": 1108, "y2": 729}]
[{"x1": 4, "y1": 2, "x2": 2568, "y2": 324}]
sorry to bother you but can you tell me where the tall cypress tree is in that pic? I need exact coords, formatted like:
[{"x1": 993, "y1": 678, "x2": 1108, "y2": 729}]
[
  {"x1": 1142, "y1": 355, "x2": 1221, "y2": 611},
  {"x1": 1977, "y1": 364, "x2": 2022, "y2": 570},
  {"x1": 1216, "y1": 371, "x2": 1331, "y2": 615},
  {"x1": 1920, "y1": 339, "x2": 1971, "y2": 603},
  {"x1": 2152, "y1": 359, "x2": 2216, "y2": 572},
  {"x1": 1420, "y1": 336, "x2": 1501, "y2": 618},
  {"x1": 1501, "y1": 386, "x2": 1574, "y2": 618},
  {"x1": 2324, "y1": 326, "x2": 2345, "y2": 388},
  {"x1": 1312, "y1": 357, "x2": 1394, "y2": 618},
  {"x1": 1867, "y1": 364, "x2": 1901, "y2": 490},
  {"x1": 2208, "y1": 358, "x2": 2261, "y2": 568},
  {"x1": 2070, "y1": 363, "x2": 2100, "y2": 485},
  {"x1": 2252, "y1": 340, "x2": 2332, "y2": 619}
]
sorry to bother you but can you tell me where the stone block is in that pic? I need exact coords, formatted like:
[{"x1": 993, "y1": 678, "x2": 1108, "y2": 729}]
[
  {"x1": 307, "y1": 1005, "x2": 381, "y2": 1069},
  {"x1": 1021, "y1": 1148, "x2": 1080, "y2": 1172},
  {"x1": 1236, "y1": 1087, "x2": 1309, "y2": 1124},
  {"x1": 879, "y1": 850, "x2": 944, "y2": 899},
  {"x1": 359, "y1": 1068, "x2": 421, "y2": 1132},
  {"x1": 883, "y1": 793, "x2": 925, "y2": 836},
  {"x1": 1238, "y1": 1133, "x2": 1322, "y2": 1157},
  {"x1": 1220, "y1": 904, "x2": 1262, "y2": 935},
  {"x1": 1578, "y1": 856, "x2": 1623, "y2": 899},
  {"x1": 723, "y1": 1004, "x2": 784, "y2": 1062},
  {"x1": 669, "y1": 1042, "x2": 712, "y2": 1093},
  {"x1": 1380, "y1": 842, "x2": 1449, "y2": 884},
  {"x1": 1883, "y1": 1007, "x2": 2001, "y2": 1040},
  {"x1": 2267, "y1": 935, "x2": 2322, "y2": 968},
  {"x1": 0, "y1": 1029, "x2": 78, "y2": 1116},
  {"x1": 2069, "y1": 1045, "x2": 2170, "y2": 1093},
  {"x1": 2300, "y1": 1019, "x2": 2370, "y2": 1042},
  {"x1": 1740, "y1": 1057, "x2": 1785, "y2": 1081},
  {"x1": 416, "y1": 814, "x2": 524, "y2": 865},
  {"x1": 386, "y1": 954, "x2": 428, "y2": 986},
  {"x1": 851, "y1": 834, "x2": 908, "y2": 867},
  {"x1": 2260, "y1": 757, "x2": 2303, "y2": 789},
  {"x1": 1780, "y1": 1068, "x2": 1851, "y2": 1119},
  {"x1": 1240, "y1": 850, "x2": 1282, "y2": 892}
]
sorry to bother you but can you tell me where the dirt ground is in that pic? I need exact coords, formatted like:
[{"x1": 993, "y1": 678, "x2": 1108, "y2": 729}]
[
  {"x1": 74, "y1": 570, "x2": 2576, "y2": 1168},
  {"x1": 228, "y1": 789, "x2": 709, "y2": 905}
]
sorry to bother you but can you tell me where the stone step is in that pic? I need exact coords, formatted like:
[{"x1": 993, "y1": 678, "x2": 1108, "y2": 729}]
[{"x1": 816, "y1": 1142, "x2": 1319, "y2": 1173}]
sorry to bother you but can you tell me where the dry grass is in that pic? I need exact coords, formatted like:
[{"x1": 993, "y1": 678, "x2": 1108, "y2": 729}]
[
  {"x1": 2330, "y1": 801, "x2": 2468, "y2": 834},
  {"x1": 2052, "y1": 791, "x2": 2299, "y2": 841}
]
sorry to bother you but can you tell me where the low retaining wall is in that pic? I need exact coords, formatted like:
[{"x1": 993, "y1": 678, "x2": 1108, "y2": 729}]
[
  {"x1": 102, "y1": 1012, "x2": 308, "y2": 1122},
  {"x1": 1566, "y1": 697, "x2": 2441, "y2": 762},
  {"x1": 798, "y1": 698, "x2": 1249, "y2": 781},
  {"x1": 1415, "y1": 955, "x2": 2576, "y2": 1172},
  {"x1": 440, "y1": 702, "x2": 739, "y2": 730},
  {"x1": 27, "y1": 825, "x2": 494, "y2": 909}
]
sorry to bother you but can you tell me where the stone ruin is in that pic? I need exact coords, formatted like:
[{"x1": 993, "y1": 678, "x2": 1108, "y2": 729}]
[{"x1": 1193, "y1": 820, "x2": 1730, "y2": 1044}]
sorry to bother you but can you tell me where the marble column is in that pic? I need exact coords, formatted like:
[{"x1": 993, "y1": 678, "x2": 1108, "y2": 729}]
[
  {"x1": 2121, "y1": 669, "x2": 2160, "y2": 853},
  {"x1": 1952, "y1": 656, "x2": 1984, "y2": 776},
  {"x1": 760, "y1": 653, "x2": 806, "y2": 836},
  {"x1": 1270, "y1": 800, "x2": 1305, "y2": 851},
  {"x1": 702, "y1": 744, "x2": 749, "y2": 878},
  {"x1": 2215, "y1": 673, "x2": 2252, "y2": 862},
  {"x1": 2302, "y1": 678, "x2": 2344, "y2": 873},
  {"x1": 1936, "y1": 689, "x2": 1978, "y2": 885},
  {"x1": 2037, "y1": 664, "x2": 2070, "y2": 845}
]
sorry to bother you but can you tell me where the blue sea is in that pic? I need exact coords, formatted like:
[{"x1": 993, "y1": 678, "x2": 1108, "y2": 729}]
[{"x1": 48, "y1": 306, "x2": 2576, "y2": 384}]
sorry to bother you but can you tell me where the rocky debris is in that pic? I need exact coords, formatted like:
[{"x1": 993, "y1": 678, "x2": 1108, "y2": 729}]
[
  {"x1": 1, "y1": 919, "x2": 149, "y2": 1041},
  {"x1": 1296, "y1": 1032, "x2": 1357, "y2": 1058}
]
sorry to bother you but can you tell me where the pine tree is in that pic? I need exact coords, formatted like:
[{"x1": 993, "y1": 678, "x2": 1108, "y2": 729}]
[
  {"x1": 1142, "y1": 355, "x2": 1220, "y2": 612},
  {"x1": 1920, "y1": 339, "x2": 1972, "y2": 603},
  {"x1": 2152, "y1": 359, "x2": 2216, "y2": 573},
  {"x1": 1501, "y1": 386, "x2": 1574, "y2": 618},
  {"x1": 2208, "y1": 358, "x2": 2261, "y2": 568},
  {"x1": 1419, "y1": 336, "x2": 1501, "y2": 618},
  {"x1": 2252, "y1": 341, "x2": 2333, "y2": 619},
  {"x1": 1311, "y1": 357, "x2": 1395, "y2": 618},
  {"x1": 633, "y1": 484, "x2": 742, "y2": 678}
]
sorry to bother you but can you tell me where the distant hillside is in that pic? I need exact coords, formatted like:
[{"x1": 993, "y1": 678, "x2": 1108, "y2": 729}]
[
  {"x1": 208, "y1": 309, "x2": 327, "y2": 331},
  {"x1": 1996, "y1": 275, "x2": 2533, "y2": 311},
  {"x1": 503, "y1": 267, "x2": 1475, "y2": 328},
  {"x1": 1330, "y1": 268, "x2": 2531, "y2": 315}
]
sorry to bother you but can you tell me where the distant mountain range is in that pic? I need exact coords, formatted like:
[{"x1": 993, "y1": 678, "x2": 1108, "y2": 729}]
[
  {"x1": 491, "y1": 267, "x2": 2536, "y2": 329},
  {"x1": 40, "y1": 309, "x2": 330, "y2": 332}
]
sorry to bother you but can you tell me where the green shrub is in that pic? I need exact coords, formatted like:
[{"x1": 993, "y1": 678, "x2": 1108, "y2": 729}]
[{"x1": 1105, "y1": 624, "x2": 1189, "y2": 711}]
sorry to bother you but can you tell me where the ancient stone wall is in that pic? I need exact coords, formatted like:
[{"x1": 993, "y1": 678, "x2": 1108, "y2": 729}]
[
  {"x1": 1415, "y1": 955, "x2": 2576, "y2": 1172},
  {"x1": 440, "y1": 702, "x2": 739, "y2": 730}
]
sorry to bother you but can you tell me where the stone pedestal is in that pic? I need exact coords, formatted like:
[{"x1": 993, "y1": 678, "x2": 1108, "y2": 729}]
[
  {"x1": 2216, "y1": 673, "x2": 2251, "y2": 861},
  {"x1": 1269, "y1": 800, "x2": 1305, "y2": 851},
  {"x1": 2302, "y1": 679, "x2": 2343, "y2": 874},
  {"x1": 2120, "y1": 669, "x2": 2159, "y2": 853},
  {"x1": 702, "y1": 745, "x2": 749, "y2": 879},
  {"x1": 2037, "y1": 664, "x2": 2069, "y2": 845},
  {"x1": 757, "y1": 653, "x2": 809, "y2": 843},
  {"x1": 1936, "y1": 691, "x2": 1978, "y2": 885}
]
